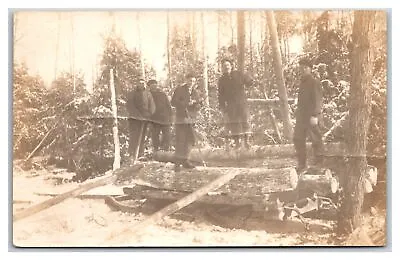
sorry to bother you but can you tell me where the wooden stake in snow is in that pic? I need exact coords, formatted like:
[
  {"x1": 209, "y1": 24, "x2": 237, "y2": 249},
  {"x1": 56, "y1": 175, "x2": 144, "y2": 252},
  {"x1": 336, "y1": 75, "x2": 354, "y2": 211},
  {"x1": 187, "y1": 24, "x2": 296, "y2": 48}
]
[
  {"x1": 13, "y1": 164, "x2": 144, "y2": 222},
  {"x1": 109, "y1": 68, "x2": 121, "y2": 170},
  {"x1": 106, "y1": 168, "x2": 242, "y2": 241}
]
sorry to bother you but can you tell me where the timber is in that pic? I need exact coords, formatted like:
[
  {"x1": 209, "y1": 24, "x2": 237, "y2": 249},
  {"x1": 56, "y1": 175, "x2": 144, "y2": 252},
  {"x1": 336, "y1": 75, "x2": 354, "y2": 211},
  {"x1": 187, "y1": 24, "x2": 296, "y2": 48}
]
[
  {"x1": 105, "y1": 168, "x2": 242, "y2": 241},
  {"x1": 13, "y1": 164, "x2": 143, "y2": 222},
  {"x1": 133, "y1": 163, "x2": 298, "y2": 197},
  {"x1": 153, "y1": 142, "x2": 346, "y2": 163}
]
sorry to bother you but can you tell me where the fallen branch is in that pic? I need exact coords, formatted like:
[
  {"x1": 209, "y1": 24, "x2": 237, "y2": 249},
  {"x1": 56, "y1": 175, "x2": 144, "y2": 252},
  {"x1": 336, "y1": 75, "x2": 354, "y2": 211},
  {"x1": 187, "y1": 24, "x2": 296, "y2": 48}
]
[{"x1": 13, "y1": 164, "x2": 143, "y2": 222}]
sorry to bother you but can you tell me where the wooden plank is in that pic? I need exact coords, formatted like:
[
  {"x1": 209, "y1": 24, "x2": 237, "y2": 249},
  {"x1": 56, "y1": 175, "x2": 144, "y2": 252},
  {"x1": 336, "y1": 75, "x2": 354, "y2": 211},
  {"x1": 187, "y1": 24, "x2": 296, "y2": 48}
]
[{"x1": 13, "y1": 164, "x2": 143, "y2": 222}]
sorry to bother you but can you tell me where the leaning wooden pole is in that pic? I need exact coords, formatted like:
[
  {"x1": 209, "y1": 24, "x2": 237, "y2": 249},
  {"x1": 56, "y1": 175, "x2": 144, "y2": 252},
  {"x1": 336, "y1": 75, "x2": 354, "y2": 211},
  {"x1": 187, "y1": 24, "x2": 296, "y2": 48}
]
[
  {"x1": 109, "y1": 68, "x2": 121, "y2": 170},
  {"x1": 106, "y1": 169, "x2": 242, "y2": 242},
  {"x1": 13, "y1": 164, "x2": 144, "y2": 222},
  {"x1": 266, "y1": 11, "x2": 294, "y2": 140}
]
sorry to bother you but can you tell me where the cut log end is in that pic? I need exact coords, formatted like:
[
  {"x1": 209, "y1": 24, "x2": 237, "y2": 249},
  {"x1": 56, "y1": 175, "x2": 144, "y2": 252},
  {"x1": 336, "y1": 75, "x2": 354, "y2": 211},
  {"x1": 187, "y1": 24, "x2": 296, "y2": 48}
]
[{"x1": 289, "y1": 168, "x2": 298, "y2": 189}]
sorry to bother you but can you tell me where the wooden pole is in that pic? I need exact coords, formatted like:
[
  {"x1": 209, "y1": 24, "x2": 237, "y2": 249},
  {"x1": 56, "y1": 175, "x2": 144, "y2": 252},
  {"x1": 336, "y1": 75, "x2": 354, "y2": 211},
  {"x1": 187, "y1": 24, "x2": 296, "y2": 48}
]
[
  {"x1": 109, "y1": 68, "x2": 121, "y2": 170},
  {"x1": 13, "y1": 164, "x2": 144, "y2": 222},
  {"x1": 106, "y1": 168, "x2": 242, "y2": 241},
  {"x1": 266, "y1": 11, "x2": 294, "y2": 140}
]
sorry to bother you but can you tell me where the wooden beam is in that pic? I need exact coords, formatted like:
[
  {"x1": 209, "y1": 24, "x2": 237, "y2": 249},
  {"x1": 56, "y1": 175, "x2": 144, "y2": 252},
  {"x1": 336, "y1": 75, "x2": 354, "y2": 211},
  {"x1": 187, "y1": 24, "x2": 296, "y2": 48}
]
[{"x1": 13, "y1": 164, "x2": 143, "y2": 222}]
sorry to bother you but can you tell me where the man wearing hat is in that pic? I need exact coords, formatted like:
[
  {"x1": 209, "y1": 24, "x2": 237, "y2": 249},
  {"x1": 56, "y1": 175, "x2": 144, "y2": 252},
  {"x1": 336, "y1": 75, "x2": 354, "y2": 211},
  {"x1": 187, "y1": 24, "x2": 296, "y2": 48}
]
[
  {"x1": 171, "y1": 73, "x2": 203, "y2": 172},
  {"x1": 126, "y1": 77, "x2": 155, "y2": 163},
  {"x1": 217, "y1": 58, "x2": 253, "y2": 149},
  {"x1": 293, "y1": 58, "x2": 324, "y2": 172},
  {"x1": 148, "y1": 79, "x2": 172, "y2": 152}
]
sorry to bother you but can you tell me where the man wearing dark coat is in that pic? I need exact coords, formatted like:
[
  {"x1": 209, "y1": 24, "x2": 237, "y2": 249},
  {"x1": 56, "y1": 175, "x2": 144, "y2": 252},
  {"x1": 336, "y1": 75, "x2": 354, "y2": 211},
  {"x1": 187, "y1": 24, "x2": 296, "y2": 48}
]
[
  {"x1": 217, "y1": 58, "x2": 253, "y2": 149},
  {"x1": 171, "y1": 73, "x2": 202, "y2": 172},
  {"x1": 126, "y1": 78, "x2": 155, "y2": 162},
  {"x1": 148, "y1": 79, "x2": 172, "y2": 152},
  {"x1": 293, "y1": 58, "x2": 324, "y2": 172}
]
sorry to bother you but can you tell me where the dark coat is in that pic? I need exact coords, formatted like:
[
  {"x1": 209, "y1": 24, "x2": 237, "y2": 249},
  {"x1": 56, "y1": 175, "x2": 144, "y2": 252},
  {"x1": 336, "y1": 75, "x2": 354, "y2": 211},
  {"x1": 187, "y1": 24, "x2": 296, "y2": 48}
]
[
  {"x1": 127, "y1": 86, "x2": 156, "y2": 120},
  {"x1": 171, "y1": 84, "x2": 203, "y2": 124},
  {"x1": 150, "y1": 88, "x2": 172, "y2": 125},
  {"x1": 296, "y1": 74, "x2": 322, "y2": 121},
  {"x1": 217, "y1": 70, "x2": 252, "y2": 121}
]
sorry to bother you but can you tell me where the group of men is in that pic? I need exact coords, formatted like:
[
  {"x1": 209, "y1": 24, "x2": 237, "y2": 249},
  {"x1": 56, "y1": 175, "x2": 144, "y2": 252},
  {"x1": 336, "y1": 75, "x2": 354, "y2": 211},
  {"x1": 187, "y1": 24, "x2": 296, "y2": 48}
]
[{"x1": 126, "y1": 57, "x2": 324, "y2": 173}]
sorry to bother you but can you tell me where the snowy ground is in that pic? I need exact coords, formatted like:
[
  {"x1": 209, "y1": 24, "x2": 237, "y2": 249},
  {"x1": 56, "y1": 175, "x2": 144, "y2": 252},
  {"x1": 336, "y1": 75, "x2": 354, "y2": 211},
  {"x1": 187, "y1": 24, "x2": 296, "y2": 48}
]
[{"x1": 12, "y1": 163, "x2": 386, "y2": 247}]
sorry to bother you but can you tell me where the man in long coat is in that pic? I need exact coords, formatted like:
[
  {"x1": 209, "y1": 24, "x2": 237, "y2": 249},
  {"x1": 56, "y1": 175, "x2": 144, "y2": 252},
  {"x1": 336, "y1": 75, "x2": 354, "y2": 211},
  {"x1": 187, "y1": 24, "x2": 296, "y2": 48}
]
[
  {"x1": 171, "y1": 73, "x2": 203, "y2": 172},
  {"x1": 293, "y1": 58, "x2": 324, "y2": 172},
  {"x1": 217, "y1": 58, "x2": 253, "y2": 149},
  {"x1": 148, "y1": 79, "x2": 173, "y2": 152},
  {"x1": 126, "y1": 78, "x2": 155, "y2": 162}
]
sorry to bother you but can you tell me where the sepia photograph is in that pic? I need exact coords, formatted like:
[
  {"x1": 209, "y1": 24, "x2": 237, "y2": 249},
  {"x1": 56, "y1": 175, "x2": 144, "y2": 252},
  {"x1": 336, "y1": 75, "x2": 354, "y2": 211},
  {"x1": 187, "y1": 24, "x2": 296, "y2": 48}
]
[{"x1": 12, "y1": 9, "x2": 388, "y2": 247}]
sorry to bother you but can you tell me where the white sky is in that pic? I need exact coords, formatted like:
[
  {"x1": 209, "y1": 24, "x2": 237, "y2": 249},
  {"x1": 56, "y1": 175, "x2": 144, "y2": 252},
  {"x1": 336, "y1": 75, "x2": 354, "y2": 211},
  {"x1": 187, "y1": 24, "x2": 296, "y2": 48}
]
[{"x1": 13, "y1": 11, "x2": 304, "y2": 88}]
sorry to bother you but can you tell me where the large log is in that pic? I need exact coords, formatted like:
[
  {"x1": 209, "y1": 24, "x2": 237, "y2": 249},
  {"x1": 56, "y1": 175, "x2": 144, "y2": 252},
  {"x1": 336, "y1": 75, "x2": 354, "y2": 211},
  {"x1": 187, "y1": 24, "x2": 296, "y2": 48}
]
[
  {"x1": 153, "y1": 143, "x2": 346, "y2": 163},
  {"x1": 106, "y1": 168, "x2": 242, "y2": 241},
  {"x1": 13, "y1": 164, "x2": 143, "y2": 222},
  {"x1": 130, "y1": 163, "x2": 298, "y2": 198}
]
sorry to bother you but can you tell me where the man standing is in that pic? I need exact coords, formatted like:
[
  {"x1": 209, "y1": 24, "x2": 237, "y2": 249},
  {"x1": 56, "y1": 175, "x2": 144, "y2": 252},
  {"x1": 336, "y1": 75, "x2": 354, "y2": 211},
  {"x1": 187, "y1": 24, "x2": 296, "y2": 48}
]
[
  {"x1": 171, "y1": 73, "x2": 202, "y2": 172},
  {"x1": 148, "y1": 79, "x2": 172, "y2": 152},
  {"x1": 293, "y1": 58, "x2": 324, "y2": 172},
  {"x1": 217, "y1": 58, "x2": 253, "y2": 149},
  {"x1": 126, "y1": 78, "x2": 155, "y2": 163}
]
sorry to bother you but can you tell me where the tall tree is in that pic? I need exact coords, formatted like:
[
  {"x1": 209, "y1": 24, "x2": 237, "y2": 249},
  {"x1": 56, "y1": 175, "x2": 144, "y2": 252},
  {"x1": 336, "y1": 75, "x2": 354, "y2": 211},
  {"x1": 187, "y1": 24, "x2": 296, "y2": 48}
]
[
  {"x1": 167, "y1": 12, "x2": 172, "y2": 89},
  {"x1": 54, "y1": 13, "x2": 61, "y2": 82},
  {"x1": 201, "y1": 12, "x2": 210, "y2": 107},
  {"x1": 249, "y1": 12, "x2": 253, "y2": 73},
  {"x1": 70, "y1": 13, "x2": 76, "y2": 94},
  {"x1": 266, "y1": 11, "x2": 293, "y2": 140},
  {"x1": 337, "y1": 10, "x2": 376, "y2": 235},
  {"x1": 136, "y1": 12, "x2": 146, "y2": 78},
  {"x1": 237, "y1": 11, "x2": 245, "y2": 74}
]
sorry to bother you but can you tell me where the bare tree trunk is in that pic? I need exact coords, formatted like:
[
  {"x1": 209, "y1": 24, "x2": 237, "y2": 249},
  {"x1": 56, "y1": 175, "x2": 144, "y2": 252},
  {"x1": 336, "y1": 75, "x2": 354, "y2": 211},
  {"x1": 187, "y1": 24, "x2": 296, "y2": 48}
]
[
  {"x1": 266, "y1": 11, "x2": 293, "y2": 140},
  {"x1": 263, "y1": 12, "x2": 271, "y2": 96},
  {"x1": 217, "y1": 12, "x2": 221, "y2": 52},
  {"x1": 70, "y1": 13, "x2": 76, "y2": 93},
  {"x1": 230, "y1": 11, "x2": 235, "y2": 46},
  {"x1": 192, "y1": 12, "x2": 197, "y2": 59},
  {"x1": 201, "y1": 12, "x2": 210, "y2": 107},
  {"x1": 54, "y1": 13, "x2": 61, "y2": 81},
  {"x1": 237, "y1": 11, "x2": 245, "y2": 74},
  {"x1": 249, "y1": 12, "x2": 253, "y2": 73},
  {"x1": 136, "y1": 12, "x2": 146, "y2": 78},
  {"x1": 109, "y1": 68, "x2": 121, "y2": 170},
  {"x1": 337, "y1": 10, "x2": 376, "y2": 235},
  {"x1": 166, "y1": 12, "x2": 172, "y2": 89}
]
